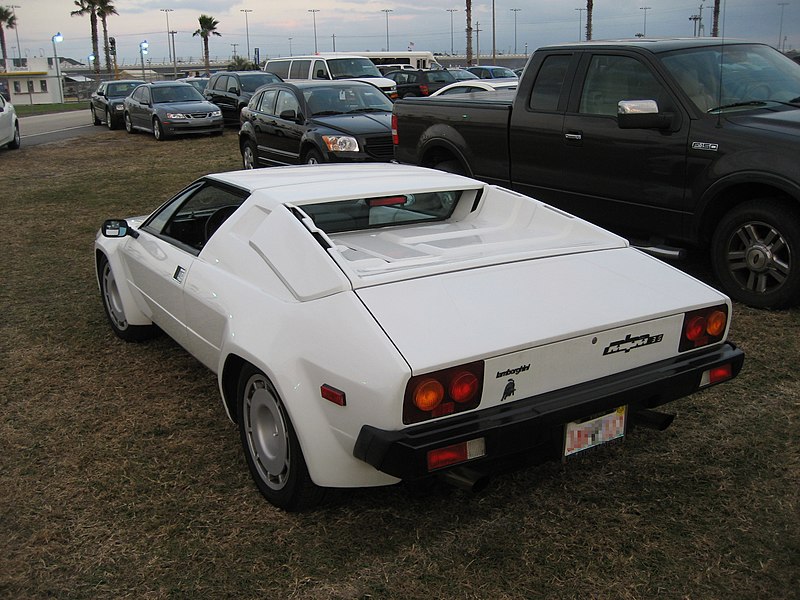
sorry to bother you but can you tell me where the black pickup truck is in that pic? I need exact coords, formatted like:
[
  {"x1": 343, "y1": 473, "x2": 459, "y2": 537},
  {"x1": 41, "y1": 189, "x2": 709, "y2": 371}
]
[{"x1": 392, "y1": 38, "x2": 800, "y2": 309}]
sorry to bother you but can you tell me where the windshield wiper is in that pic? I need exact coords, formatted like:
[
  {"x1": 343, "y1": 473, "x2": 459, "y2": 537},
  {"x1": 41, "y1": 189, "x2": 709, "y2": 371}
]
[
  {"x1": 312, "y1": 110, "x2": 343, "y2": 116},
  {"x1": 707, "y1": 100, "x2": 767, "y2": 112},
  {"x1": 346, "y1": 108, "x2": 389, "y2": 113}
]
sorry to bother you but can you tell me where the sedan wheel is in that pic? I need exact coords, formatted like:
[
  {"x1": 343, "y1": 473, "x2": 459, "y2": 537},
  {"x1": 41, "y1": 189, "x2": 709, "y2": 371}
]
[
  {"x1": 106, "y1": 108, "x2": 116, "y2": 130},
  {"x1": 153, "y1": 118, "x2": 166, "y2": 141},
  {"x1": 98, "y1": 254, "x2": 158, "y2": 342},
  {"x1": 242, "y1": 140, "x2": 257, "y2": 169},
  {"x1": 237, "y1": 365, "x2": 324, "y2": 511},
  {"x1": 91, "y1": 107, "x2": 101, "y2": 126},
  {"x1": 124, "y1": 112, "x2": 136, "y2": 134},
  {"x1": 8, "y1": 123, "x2": 20, "y2": 149},
  {"x1": 711, "y1": 199, "x2": 800, "y2": 308}
]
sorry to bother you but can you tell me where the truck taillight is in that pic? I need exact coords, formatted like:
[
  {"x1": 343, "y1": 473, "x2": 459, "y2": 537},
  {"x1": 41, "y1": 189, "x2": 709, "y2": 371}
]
[
  {"x1": 679, "y1": 304, "x2": 728, "y2": 352},
  {"x1": 391, "y1": 113, "x2": 398, "y2": 145},
  {"x1": 403, "y1": 361, "x2": 484, "y2": 424}
]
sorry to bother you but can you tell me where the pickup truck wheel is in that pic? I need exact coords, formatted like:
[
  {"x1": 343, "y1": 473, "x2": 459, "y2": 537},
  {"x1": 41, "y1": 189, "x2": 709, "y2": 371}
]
[
  {"x1": 711, "y1": 199, "x2": 800, "y2": 308},
  {"x1": 237, "y1": 365, "x2": 325, "y2": 511},
  {"x1": 242, "y1": 140, "x2": 258, "y2": 169},
  {"x1": 304, "y1": 149, "x2": 323, "y2": 164},
  {"x1": 434, "y1": 160, "x2": 465, "y2": 175},
  {"x1": 98, "y1": 254, "x2": 159, "y2": 342}
]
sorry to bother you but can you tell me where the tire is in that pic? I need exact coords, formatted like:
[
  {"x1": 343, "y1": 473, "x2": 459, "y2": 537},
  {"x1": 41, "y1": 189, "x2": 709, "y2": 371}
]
[
  {"x1": 237, "y1": 365, "x2": 325, "y2": 511},
  {"x1": 304, "y1": 148, "x2": 323, "y2": 165},
  {"x1": 124, "y1": 112, "x2": 136, "y2": 134},
  {"x1": 242, "y1": 140, "x2": 258, "y2": 169},
  {"x1": 153, "y1": 117, "x2": 167, "y2": 141},
  {"x1": 434, "y1": 159, "x2": 465, "y2": 175},
  {"x1": 91, "y1": 107, "x2": 101, "y2": 126},
  {"x1": 98, "y1": 254, "x2": 159, "y2": 342},
  {"x1": 711, "y1": 199, "x2": 800, "y2": 309},
  {"x1": 8, "y1": 123, "x2": 20, "y2": 149},
  {"x1": 106, "y1": 108, "x2": 116, "y2": 130}
]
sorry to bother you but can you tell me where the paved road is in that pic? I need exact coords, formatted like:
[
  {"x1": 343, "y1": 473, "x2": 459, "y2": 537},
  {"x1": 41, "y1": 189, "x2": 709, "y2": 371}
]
[{"x1": 18, "y1": 109, "x2": 108, "y2": 147}]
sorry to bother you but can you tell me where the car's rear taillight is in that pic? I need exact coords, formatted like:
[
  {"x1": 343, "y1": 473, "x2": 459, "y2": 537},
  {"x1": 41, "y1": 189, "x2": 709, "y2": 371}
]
[
  {"x1": 420, "y1": 84, "x2": 430, "y2": 96},
  {"x1": 391, "y1": 113, "x2": 398, "y2": 145},
  {"x1": 403, "y1": 361, "x2": 484, "y2": 424},
  {"x1": 679, "y1": 304, "x2": 728, "y2": 352}
]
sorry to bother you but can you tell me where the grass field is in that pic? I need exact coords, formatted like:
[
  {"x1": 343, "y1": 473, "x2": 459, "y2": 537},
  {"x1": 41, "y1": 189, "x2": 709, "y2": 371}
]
[{"x1": 1, "y1": 131, "x2": 798, "y2": 599}]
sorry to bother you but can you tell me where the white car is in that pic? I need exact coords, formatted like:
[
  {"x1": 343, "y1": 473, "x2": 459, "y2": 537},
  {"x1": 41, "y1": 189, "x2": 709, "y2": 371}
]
[
  {"x1": 0, "y1": 94, "x2": 20, "y2": 150},
  {"x1": 430, "y1": 80, "x2": 518, "y2": 97},
  {"x1": 95, "y1": 164, "x2": 744, "y2": 510}
]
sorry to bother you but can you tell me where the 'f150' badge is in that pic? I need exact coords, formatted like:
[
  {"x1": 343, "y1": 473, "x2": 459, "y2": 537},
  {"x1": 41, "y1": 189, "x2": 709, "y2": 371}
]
[
  {"x1": 603, "y1": 333, "x2": 664, "y2": 355},
  {"x1": 691, "y1": 141, "x2": 719, "y2": 152}
]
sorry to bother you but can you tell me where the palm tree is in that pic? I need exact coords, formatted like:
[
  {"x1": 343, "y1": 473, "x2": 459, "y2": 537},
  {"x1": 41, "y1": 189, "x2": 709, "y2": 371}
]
[
  {"x1": 586, "y1": 0, "x2": 593, "y2": 41},
  {"x1": 193, "y1": 14, "x2": 221, "y2": 76},
  {"x1": 71, "y1": 0, "x2": 100, "y2": 75},
  {"x1": 96, "y1": 0, "x2": 118, "y2": 74},
  {"x1": 229, "y1": 55, "x2": 256, "y2": 70},
  {"x1": 711, "y1": 0, "x2": 720, "y2": 37},
  {"x1": 465, "y1": 1, "x2": 473, "y2": 66},
  {"x1": 0, "y1": 6, "x2": 16, "y2": 64}
]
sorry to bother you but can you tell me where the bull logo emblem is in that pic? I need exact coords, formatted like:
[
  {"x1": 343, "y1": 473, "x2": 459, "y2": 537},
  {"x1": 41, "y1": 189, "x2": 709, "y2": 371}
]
[{"x1": 502, "y1": 378, "x2": 516, "y2": 401}]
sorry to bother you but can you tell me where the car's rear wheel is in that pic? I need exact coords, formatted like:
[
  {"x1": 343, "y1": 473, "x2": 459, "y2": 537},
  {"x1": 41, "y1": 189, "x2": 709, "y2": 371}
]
[
  {"x1": 106, "y1": 108, "x2": 116, "y2": 130},
  {"x1": 124, "y1": 112, "x2": 136, "y2": 134},
  {"x1": 711, "y1": 199, "x2": 800, "y2": 308},
  {"x1": 304, "y1": 148, "x2": 323, "y2": 164},
  {"x1": 91, "y1": 107, "x2": 101, "y2": 126},
  {"x1": 153, "y1": 117, "x2": 167, "y2": 141},
  {"x1": 98, "y1": 254, "x2": 159, "y2": 342},
  {"x1": 8, "y1": 123, "x2": 20, "y2": 149},
  {"x1": 237, "y1": 365, "x2": 324, "y2": 511},
  {"x1": 242, "y1": 140, "x2": 258, "y2": 169}
]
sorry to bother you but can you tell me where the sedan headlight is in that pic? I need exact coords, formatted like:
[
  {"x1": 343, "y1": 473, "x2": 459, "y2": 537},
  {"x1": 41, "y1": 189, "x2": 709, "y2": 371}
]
[
  {"x1": 210, "y1": 110, "x2": 222, "y2": 117},
  {"x1": 166, "y1": 112, "x2": 188, "y2": 119},
  {"x1": 114, "y1": 104, "x2": 124, "y2": 111},
  {"x1": 322, "y1": 135, "x2": 359, "y2": 152}
]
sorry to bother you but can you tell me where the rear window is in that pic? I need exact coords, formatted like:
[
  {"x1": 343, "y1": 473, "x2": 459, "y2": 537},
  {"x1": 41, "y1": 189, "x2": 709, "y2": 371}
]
[
  {"x1": 299, "y1": 191, "x2": 462, "y2": 233},
  {"x1": 266, "y1": 60, "x2": 291, "y2": 79}
]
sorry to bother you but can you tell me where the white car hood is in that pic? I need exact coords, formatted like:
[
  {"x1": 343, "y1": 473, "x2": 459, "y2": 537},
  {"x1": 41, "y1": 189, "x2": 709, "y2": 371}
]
[{"x1": 355, "y1": 248, "x2": 726, "y2": 372}]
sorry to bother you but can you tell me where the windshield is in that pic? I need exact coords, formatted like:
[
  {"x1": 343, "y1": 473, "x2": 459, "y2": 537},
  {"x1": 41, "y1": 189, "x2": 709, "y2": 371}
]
[
  {"x1": 303, "y1": 84, "x2": 393, "y2": 116},
  {"x1": 152, "y1": 85, "x2": 205, "y2": 103},
  {"x1": 327, "y1": 58, "x2": 384, "y2": 79},
  {"x1": 660, "y1": 43, "x2": 800, "y2": 112},
  {"x1": 239, "y1": 73, "x2": 281, "y2": 92}
]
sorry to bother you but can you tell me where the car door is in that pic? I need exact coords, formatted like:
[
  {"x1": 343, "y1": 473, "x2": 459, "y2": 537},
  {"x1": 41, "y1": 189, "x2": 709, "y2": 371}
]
[
  {"x1": 91, "y1": 83, "x2": 106, "y2": 114},
  {"x1": 248, "y1": 88, "x2": 280, "y2": 165},
  {"x1": 0, "y1": 95, "x2": 11, "y2": 145},
  {"x1": 264, "y1": 88, "x2": 305, "y2": 164},
  {"x1": 129, "y1": 86, "x2": 152, "y2": 129}
]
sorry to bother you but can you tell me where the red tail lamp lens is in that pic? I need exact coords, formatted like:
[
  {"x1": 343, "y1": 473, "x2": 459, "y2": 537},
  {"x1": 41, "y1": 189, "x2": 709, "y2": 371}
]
[
  {"x1": 680, "y1": 305, "x2": 729, "y2": 352},
  {"x1": 413, "y1": 378, "x2": 444, "y2": 412},
  {"x1": 450, "y1": 371, "x2": 479, "y2": 403}
]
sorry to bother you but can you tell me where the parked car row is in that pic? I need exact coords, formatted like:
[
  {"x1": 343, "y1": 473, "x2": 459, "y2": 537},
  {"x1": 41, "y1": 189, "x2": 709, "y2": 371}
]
[{"x1": 0, "y1": 94, "x2": 20, "y2": 150}]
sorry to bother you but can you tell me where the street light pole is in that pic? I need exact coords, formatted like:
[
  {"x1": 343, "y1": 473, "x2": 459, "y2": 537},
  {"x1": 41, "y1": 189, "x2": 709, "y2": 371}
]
[
  {"x1": 160, "y1": 9, "x2": 173, "y2": 63},
  {"x1": 510, "y1": 8, "x2": 521, "y2": 54},
  {"x1": 381, "y1": 9, "x2": 393, "y2": 51},
  {"x1": 308, "y1": 9, "x2": 320, "y2": 54},
  {"x1": 777, "y1": 2, "x2": 789, "y2": 49},
  {"x1": 640, "y1": 6, "x2": 651, "y2": 37},
  {"x1": 575, "y1": 7, "x2": 585, "y2": 41},
  {"x1": 169, "y1": 30, "x2": 177, "y2": 79},
  {"x1": 446, "y1": 9, "x2": 458, "y2": 55},
  {"x1": 491, "y1": 0, "x2": 496, "y2": 63},
  {"x1": 51, "y1": 32, "x2": 63, "y2": 103},
  {"x1": 288, "y1": 37, "x2": 293, "y2": 57},
  {"x1": 139, "y1": 40, "x2": 149, "y2": 81},
  {"x1": 241, "y1": 9, "x2": 253, "y2": 62}
]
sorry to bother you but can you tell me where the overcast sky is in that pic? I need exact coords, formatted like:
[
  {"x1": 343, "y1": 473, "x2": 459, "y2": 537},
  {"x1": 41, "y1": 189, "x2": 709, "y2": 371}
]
[{"x1": 6, "y1": 0, "x2": 798, "y2": 66}]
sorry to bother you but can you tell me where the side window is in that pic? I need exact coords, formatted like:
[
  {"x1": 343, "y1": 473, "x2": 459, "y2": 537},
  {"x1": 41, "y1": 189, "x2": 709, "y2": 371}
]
[
  {"x1": 275, "y1": 89, "x2": 301, "y2": 117},
  {"x1": 228, "y1": 76, "x2": 240, "y2": 93},
  {"x1": 144, "y1": 182, "x2": 248, "y2": 252},
  {"x1": 289, "y1": 60, "x2": 311, "y2": 79},
  {"x1": 579, "y1": 54, "x2": 665, "y2": 116},
  {"x1": 529, "y1": 54, "x2": 571, "y2": 111},
  {"x1": 266, "y1": 61, "x2": 291, "y2": 79},
  {"x1": 312, "y1": 60, "x2": 330, "y2": 80},
  {"x1": 213, "y1": 75, "x2": 229, "y2": 91},
  {"x1": 142, "y1": 87, "x2": 151, "y2": 104},
  {"x1": 258, "y1": 89, "x2": 278, "y2": 114}
]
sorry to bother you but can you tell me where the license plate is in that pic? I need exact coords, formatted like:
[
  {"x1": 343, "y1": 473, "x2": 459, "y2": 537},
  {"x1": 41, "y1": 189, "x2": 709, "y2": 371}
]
[{"x1": 563, "y1": 406, "x2": 627, "y2": 458}]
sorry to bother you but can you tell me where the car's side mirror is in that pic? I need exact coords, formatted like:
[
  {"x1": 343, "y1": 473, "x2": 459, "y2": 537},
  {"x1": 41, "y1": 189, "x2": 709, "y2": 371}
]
[
  {"x1": 102, "y1": 219, "x2": 138, "y2": 238},
  {"x1": 228, "y1": 87, "x2": 239, "y2": 94},
  {"x1": 617, "y1": 99, "x2": 673, "y2": 130},
  {"x1": 279, "y1": 109, "x2": 298, "y2": 122}
]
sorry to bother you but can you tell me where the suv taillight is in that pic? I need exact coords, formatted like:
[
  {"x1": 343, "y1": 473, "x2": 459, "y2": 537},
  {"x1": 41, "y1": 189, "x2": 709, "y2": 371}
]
[
  {"x1": 391, "y1": 113, "x2": 398, "y2": 145},
  {"x1": 403, "y1": 361, "x2": 484, "y2": 424}
]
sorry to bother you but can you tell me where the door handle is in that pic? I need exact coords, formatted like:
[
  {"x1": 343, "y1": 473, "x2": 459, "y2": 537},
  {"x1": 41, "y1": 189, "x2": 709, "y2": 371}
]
[{"x1": 564, "y1": 132, "x2": 582, "y2": 141}]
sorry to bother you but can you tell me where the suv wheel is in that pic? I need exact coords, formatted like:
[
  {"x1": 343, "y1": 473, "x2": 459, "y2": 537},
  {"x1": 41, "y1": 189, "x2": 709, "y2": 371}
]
[{"x1": 242, "y1": 140, "x2": 258, "y2": 169}]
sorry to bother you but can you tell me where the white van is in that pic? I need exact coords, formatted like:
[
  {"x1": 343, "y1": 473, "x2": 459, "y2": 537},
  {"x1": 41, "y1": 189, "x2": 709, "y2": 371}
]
[{"x1": 264, "y1": 54, "x2": 398, "y2": 99}]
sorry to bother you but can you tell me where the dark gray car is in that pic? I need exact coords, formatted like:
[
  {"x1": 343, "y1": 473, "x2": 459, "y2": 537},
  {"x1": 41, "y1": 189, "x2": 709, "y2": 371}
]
[
  {"x1": 123, "y1": 82, "x2": 224, "y2": 141},
  {"x1": 90, "y1": 79, "x2": 144, "y2": 129}
]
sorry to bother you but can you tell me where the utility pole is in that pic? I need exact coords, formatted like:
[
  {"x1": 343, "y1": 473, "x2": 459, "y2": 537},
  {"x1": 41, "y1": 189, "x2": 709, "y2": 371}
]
[
  {"x1": 381, "y1": 9, "x2": 392, "y2": 51},
  {"x1": 778, "y1": 2, "x2": 789, "y2": 49},
  {"x1": 446, "y1": 9, "x2": 458, "y2": 55},
  {"x1": 169, "y1": 30, "x2": 177, "y2": 79},
  {"x1": 640, "y1": 6, "x2": 651, "y2": 37},
  {"x1": 231, "y1": 43, "x2": 238, "y2": 58},
  {"x1": 491, "y1": 0, "x2": 496, "y2": 64},
  {"x1": 510, "y1": 9, "x2": 521, "y2": 55},
  {"x1": 241, "y1": 9, "x2": 253, "y2": 62},
  {"x1": 475, "y1": 21, "x2": 481, "y2": 66},
  {"x1": 332, "y1": 33, "x2": 336, "y2": 51},
  {"x1": 575, "y1": 8, "x2": 585, "y2": 41},
  {"x1": 160, "y1": 9, "x2": 173, "y2": 63}
]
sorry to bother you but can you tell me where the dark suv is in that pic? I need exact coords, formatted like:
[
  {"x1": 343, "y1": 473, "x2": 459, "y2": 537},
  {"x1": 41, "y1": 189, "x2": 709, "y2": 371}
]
[
  {"x1": 203, "y1": 71, "x2": 283, "y2": 124},
  {"x1": 383, "y1": 69, "x2": 457, "y2": 98}
]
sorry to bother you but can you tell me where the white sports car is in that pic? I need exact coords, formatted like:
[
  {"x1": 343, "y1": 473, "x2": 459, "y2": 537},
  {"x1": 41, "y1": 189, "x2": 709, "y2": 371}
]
[{"x1": 95, "y1": 164, "x2": 744, "y2": 510}]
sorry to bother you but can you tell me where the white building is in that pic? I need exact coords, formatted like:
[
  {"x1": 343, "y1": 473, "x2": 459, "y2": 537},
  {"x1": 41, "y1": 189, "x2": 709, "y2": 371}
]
[{"x1": 0, "y1": 57, "x2": 64, "y2": 105}]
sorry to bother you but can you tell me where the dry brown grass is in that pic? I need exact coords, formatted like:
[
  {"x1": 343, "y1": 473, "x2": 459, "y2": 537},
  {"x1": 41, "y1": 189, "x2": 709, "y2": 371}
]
[{"x1": 1, "y1": 128, "x2": 798, "y2": 599}]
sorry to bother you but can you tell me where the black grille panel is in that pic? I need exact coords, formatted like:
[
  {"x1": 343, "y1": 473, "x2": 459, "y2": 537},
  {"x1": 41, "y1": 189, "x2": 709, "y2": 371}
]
[{"x1": 364, "y1": 135, "x2": 393, "y2": 161}]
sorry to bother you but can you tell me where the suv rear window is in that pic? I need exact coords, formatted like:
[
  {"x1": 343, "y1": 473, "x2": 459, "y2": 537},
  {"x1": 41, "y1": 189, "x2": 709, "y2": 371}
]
[
  {"x1": 298, "y1": 191, "x2": 462, "y2": 233},
  {"x1": 266, "y1": 60, "x2": 290, "y2": 79}
]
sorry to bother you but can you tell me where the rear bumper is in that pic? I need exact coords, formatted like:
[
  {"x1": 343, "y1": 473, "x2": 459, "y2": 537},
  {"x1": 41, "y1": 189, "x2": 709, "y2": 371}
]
[{"x1": 353, "y1": 342, "x2": 744, "y2": 480}]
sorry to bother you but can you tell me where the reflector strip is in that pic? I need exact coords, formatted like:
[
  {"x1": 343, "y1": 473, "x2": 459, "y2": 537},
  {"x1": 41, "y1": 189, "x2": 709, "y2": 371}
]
[
  {"x1": 320, "y1": 384, "x2": 346, "y2": 406},
  {"x1": 427, "y1": 438, "x2": 486, "y2": 471}
]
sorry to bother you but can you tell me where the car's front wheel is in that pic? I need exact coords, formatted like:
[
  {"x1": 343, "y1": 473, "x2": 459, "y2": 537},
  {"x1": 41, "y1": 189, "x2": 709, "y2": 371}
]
[
  {"x1": 98, "y1": 254, "x2": 159, "y2": 342},
  {"x1": 304, "y1": 148, "x2": 323, "y2": 165},
  {"x1": 153, "y1": 117, "x2": 167, "y2": 141},
  {"x1": 237, "y1": 365, "x2": 324, "y2": 511},
  {"x1": 711, "y1": 199, "x2": 800, "y2": 309},
  {"x1": 242, "y1": 140, "x2": 258, "y2": 169},
  {"x1": 124, "y1": 112, "x2": 136, "y2": 134},
  {"x1": 8, "y1": 123, "x2": 20, "y2": 149},
  {"x1": 106, "y1": 108, "x2": 116, "y2": 130}
]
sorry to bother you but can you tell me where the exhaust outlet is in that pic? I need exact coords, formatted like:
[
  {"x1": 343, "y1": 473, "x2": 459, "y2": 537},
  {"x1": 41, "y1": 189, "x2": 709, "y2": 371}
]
[
  {"x1": 632, "y1": 408, "x2": 675, "y2": 431},
  {"x1": 439, "y1": 467, "x2": 491, "y2": 492}
]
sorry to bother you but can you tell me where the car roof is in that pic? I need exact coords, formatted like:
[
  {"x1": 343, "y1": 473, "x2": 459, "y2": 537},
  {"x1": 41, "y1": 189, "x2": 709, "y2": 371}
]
[
  {"x1": 537, "y1": 37, "x2": 756, "y2": 54},
  {"x1": 257, "y1": 80, "x2": 381, "y2": 91}
]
